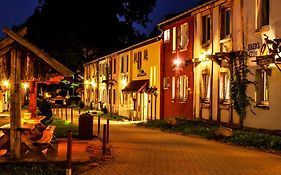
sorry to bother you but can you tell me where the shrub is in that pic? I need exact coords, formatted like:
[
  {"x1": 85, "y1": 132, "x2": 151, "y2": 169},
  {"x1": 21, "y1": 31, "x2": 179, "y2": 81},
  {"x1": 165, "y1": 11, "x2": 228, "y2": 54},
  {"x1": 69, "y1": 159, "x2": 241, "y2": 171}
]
[
  {"x1": 79, "y1": 101, "x2": 85, "y2": 109},
  {"x1": 101, "y1": 106, "x2": 108, "y2": 114},
  {"x1": 37, "y1": 99, "x2": 52, "y2": 124}
]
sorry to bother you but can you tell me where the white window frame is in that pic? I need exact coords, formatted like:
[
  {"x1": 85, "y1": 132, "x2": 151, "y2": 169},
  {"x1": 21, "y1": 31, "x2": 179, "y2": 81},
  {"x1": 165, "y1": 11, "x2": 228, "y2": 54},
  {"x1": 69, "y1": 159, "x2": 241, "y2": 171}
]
[
  {"x1": 179, "y1": 23, "x2": 189, "y2": 50},
  {"x1": 172, "y1": 27, "x2": 176, "y2": 52},
  {"x1": 256, "y1": 69, "x2": 269, "y2": 106},
  {"x1": 172, "y1": 76, "x2": 176, "y2": 101},
  {"x1": 256, "y1": 0, "x2": 269, "y2": 30},
  {"x1": 221, "y1": 8, "x2": 231, "y2": 39},
  {"x1": 164, "y1": 29, "x2": 170, "y2": 42},
  {"x1": 179, "y1": 75, "x2": 188, "y2": 101},
  {"x1": 202, "y1": 15, "x2": 211, "y2": 44},
  {"x1": 219, "y1": 71, "x2": 230, "y2": 103},
  {"x1": 201, "y1": 71, "x2": 211, "y2": 102}
]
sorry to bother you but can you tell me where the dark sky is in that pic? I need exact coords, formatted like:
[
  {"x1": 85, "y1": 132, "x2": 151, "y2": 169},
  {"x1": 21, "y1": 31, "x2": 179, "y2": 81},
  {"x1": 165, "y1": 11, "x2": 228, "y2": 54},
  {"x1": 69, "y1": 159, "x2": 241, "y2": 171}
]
[{"x1": 0, "y1": 0, "x2": 198, "y2": 38}]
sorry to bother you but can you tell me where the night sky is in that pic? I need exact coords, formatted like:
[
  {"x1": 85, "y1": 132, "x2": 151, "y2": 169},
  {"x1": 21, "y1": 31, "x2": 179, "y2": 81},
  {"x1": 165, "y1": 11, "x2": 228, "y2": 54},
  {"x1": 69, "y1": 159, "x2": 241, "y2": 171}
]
[{"x1": 0, "y1": 0, "x2": 198, "y2": 38}]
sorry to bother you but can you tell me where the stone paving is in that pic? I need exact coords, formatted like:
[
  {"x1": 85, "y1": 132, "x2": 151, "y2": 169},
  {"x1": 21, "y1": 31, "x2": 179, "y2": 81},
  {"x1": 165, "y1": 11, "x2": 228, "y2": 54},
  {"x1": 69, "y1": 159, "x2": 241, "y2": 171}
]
[{"x1": 82, "y1": 122, "x2": 281, "y2": 175}]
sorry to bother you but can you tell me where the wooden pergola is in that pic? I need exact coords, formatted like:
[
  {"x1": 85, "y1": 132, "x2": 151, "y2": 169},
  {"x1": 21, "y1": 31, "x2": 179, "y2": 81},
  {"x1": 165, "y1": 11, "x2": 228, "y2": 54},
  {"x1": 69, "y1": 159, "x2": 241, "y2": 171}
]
[{"x1": 0, "y1": 27, "x2": 73, "y2": 160}]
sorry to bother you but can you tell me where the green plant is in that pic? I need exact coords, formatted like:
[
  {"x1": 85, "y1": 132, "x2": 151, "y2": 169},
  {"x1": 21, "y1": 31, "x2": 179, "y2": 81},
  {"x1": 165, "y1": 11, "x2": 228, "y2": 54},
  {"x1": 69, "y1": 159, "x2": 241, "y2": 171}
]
[
  {"x1": 229, "y1": 52, "x2": 252, "y2": 126},
  {"x1": 79, "y1": 101, "x2": 85, "y2": 109},
  {"x1": 37, "y1": 99, "x2": 52, "y2": 124},
  {"x1": 50, "y1": 118, "x2": 78, "y2": 138},
  {"x1": 101, "y1": 106, "x2": 108, "y2": 114}
]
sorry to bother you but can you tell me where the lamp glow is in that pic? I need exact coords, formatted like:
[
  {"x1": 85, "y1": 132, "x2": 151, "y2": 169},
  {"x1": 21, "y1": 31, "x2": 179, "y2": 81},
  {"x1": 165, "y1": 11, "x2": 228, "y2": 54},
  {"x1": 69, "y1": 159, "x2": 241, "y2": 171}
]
[
  {"x1": 91, "y1": 80, "x2": 97, "y2": 88},
  {"x1": 22, "y1": 82, "x2": 29, "y2": 91},
  {"x1": 173, "y1": 58, "x2": 182, "y2": 67},
  {"x1": 3, "y1": 80, "x2": 9, "y2": 88}
]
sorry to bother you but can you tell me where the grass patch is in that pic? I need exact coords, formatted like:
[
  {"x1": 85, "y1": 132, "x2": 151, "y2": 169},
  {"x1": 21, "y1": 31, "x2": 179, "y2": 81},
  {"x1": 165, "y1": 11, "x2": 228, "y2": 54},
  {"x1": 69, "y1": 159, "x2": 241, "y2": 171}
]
[
  {"x1": 138, "y1": 119, "x2": 281, "y2": 152},
  {"x1": 49, "y1": 117, "x2": 78, "y2": 138},
  {"x1": 102, "y1": 113, "x2": 129, "y2": 121}
]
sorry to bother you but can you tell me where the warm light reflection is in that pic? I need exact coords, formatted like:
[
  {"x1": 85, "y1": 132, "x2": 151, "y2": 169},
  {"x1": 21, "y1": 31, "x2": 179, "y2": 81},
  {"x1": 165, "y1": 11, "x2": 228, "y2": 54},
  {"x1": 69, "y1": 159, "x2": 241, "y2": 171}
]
[
  {"x1": 173, "y1": 58, "x2": 182, "y2": 67},
  {"x1": 2, "y1": 80, "x2": 9, "y2": 88},
  {"x1": 199, "y1": 52, "x2": 209, "y2": 62},
  {"x1": 84, "y1": 80, "x2": 89, "y2": 86},
  {"x1": 91, "y1": 80, "x2": 97, "y2": 88},
  {"x1": 22, "y1": 82, "x2": 29, "y2": 91},
  {"x1": 121, "y1": 78, "x2": 127, "y2": 87}
]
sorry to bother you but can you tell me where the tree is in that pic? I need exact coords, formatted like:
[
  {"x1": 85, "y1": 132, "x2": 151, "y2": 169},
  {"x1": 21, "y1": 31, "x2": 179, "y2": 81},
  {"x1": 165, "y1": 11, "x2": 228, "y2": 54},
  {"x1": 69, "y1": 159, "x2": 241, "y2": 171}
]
[{"x1": 18, "y1": 0, "x2": 156, "y2": 71}]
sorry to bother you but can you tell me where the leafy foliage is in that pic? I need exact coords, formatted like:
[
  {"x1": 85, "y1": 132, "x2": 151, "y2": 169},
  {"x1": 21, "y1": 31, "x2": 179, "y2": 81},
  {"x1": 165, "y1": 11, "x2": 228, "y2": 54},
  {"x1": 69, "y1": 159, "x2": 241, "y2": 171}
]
[
  {"x1": 229, "y1": 52, "x2": 251, "y2": 121},
  {"x1": 18, "y1": 0, "x2": 155, "y2": 71},
  {"x1": 139, "y1": 119, "x2": 281, "y2": 152}
]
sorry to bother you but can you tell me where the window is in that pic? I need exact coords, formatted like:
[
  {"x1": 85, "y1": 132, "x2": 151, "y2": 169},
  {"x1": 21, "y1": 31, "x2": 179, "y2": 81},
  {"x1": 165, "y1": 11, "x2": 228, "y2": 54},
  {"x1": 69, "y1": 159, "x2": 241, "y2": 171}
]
[
  {"x1": 163, "y1": 77, "x2": 169, "y2": 89},
  {"x1": 202, "y1": 15, "x2": 211, "y2": 44},
  {"x1": 144, "y1": 49, "x2": 148, "y2": 60},
  {"x1": 256, "y1": 69, "x2": 269, "y2": 106},
  {"x1": 179, "y1": 75, "x2": 188, "y2": 101},
  {"x1": 137, "y1": 51, "x2": 142, "y2": 70},
  {"x1": 172, "y1": 76, "x2": 176, "y2": 100},
  {"x1": 121, "y1": 57, "x2": 124, "y2": 73},
  {"x1": 121, "y1": 55, "x2": 129, "y2": 73},
  {"x1": 219, "y1": 71, "x2": 230, "y2": 102},
  {"x1": 201, "y1": 70, "x2": 211, "y2": 102},
  {"x1": 179, "y1": 23, "x2": 189, "y2": 50},
  {"x1": 113, "y1": 59, "x2": 116, "y2": 74},
  {"x1": 113, "y1": 89, "x2": 116, "y2": 105},
  {"x1": 164, "y1": 29, "x2": 170, "y2": 42},
  {"x1": 256, "y1": 0, "x2": 269, "y2": 29},
  {"x1": 172, "y1": 27, "x2": 176, "y2": 52},
  {"x1": 221, "y1": 8, "x2": 231, "y2": 39}
]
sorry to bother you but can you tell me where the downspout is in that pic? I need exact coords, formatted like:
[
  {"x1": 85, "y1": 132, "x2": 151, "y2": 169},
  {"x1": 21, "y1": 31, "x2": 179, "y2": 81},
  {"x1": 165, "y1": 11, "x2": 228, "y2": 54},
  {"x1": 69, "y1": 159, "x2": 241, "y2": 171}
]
[
  {"x1": 158, "y1": 26, "x2": 165, "y2": 120},
  {"x1": 209, "y1": 5, "x2": 214, "y2": 121}
]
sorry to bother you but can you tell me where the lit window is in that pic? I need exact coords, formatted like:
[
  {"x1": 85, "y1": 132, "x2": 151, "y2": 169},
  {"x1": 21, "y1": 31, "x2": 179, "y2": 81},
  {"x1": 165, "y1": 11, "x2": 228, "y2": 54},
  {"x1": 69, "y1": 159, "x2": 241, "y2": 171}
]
[
  {"x1": 173, "y1": 27, "x2": 176, "y2": 52},
  {"x1": 137, "y1": 51, "x2": 142, "y2": 70},
  {"x1": 256, "y1": 0, "x2": 269, "y2": 30},
  {"x1": 113, "y1": 59, "x2": 116, "y2": 74},
  {"x1": 163, "y1": 77, "x2": 169, "y2": 89},
  {"x1": 201, "y1": 70, "x2": 211, "y2": 102},
  {"x1": 202, "y1": 15, "x2": 211, "y2": 44},
  {"x1": 172, "y1": 76, "x2": 176, "y2": 100},
  {"x1": 113, "y1": 89, "x2": 116, "y2": 105},
  {"x1": 179, "y1": 75, "x2": 188, "y2": 101},
  {"x1": 221, "y1": 8, "x2": 231, "y2": 39},
  {"x1": 219, "y1": 71, "x2": 230, "y2": 102},
  {"x1": 144, "y1": 49, "x2": 148, "y2": 60},
  {"x1": 256, "y1": 69, "x2": 269, "y2": 106},
  {"x1": 179, "y1": 23, "x2": 189, "y2": 50},
  {"x1": 164, "y1": 29, "x2": 170, "y2": 42}
]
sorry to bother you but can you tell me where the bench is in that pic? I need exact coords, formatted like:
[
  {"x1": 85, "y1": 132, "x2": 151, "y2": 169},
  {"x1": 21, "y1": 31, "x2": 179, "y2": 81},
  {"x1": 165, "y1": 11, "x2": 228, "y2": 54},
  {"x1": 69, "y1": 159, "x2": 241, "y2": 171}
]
[{"x1": 24, "y1": 125, "x2": 57, "y2": 159}]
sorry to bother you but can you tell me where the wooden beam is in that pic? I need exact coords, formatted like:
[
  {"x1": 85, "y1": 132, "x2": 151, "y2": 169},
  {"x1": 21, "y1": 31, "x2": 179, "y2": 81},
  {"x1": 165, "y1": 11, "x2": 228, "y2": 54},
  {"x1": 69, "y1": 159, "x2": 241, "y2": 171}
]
[
  {"x1": 0, "y1": 27, "x2": 27, "y2": 49},
  {"x1": 10, "y1": 48, "x2": 22, "y2": 160},
  {"x1": 3, "y1": 27, "x2": 74, "y2": 77},
  {"x1": 0, "y1": 46, "x2": 11, "y2": 56}
]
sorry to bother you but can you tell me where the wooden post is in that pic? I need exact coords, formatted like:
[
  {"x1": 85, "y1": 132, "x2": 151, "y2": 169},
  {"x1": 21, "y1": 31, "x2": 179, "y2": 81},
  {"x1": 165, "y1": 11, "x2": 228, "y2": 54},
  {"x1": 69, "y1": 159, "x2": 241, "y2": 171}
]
[
  {"x1": 10, "y1": 48, "x2": 22, "y2": 160},
  {"x1": 65, "y1": 108, "x2": 68, "y2": 120},
  {"x1": 61, "y1": 107, "x2": 63, "y2": 119},
  {"x1": 66, "y1": 130, "x2": 72, "y2": 175},
  {"x1": 71, "y1": 108, "x2": 73, "y2": 124},
  {"x1": 102, "y1": 124, "x2": 106, "y2": 155},
  {"x1": 106, "y1": 119, "x2": 109, "y2": 143},
  {"x1": 98, "y1": 115, "x2": 101, "y2": 136},
  {"x1": 28, "y1": 81, "x2": 37, "y2": 117}
]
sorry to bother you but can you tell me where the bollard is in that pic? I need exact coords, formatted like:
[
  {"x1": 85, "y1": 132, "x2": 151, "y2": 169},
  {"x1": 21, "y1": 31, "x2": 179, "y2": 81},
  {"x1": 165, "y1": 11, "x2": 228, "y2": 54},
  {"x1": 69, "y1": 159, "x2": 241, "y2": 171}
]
[
  {"x1": 97, "y1": 115, "x2": 101, "y2": 136},
  {"x1": 61, "y1": 107, "x2": 63, "y2": 118},
  {"x1": 66, "y1": 130, "x2": 72, "y2": 175},
  {"x1": 71, "y1": 108, "x2": 73, "y2": 124},
  {"x1": 107, "y1": 119, "x2": 109, "y2": 143},
  {"x1": 65, "y1": 108, "x2": 68, "y2": 120},
  {"x1": 102, "y1": 124, "x2": 107, "y2": 155}
]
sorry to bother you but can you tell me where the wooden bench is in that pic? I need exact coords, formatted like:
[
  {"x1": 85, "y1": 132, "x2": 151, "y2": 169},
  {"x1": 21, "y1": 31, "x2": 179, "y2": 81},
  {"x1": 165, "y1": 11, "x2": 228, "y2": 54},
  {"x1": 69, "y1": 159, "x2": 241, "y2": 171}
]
[{"x1": 23, "y1": 125, "x2": 57, "y2": 159}]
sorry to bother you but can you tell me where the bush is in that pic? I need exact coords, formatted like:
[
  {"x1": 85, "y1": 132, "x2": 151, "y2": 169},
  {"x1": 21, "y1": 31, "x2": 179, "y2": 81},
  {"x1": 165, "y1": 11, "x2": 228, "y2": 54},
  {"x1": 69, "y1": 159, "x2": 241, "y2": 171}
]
[
  {"x1": 37, "y1": 99, "x2": 52, "y2": 124},
  {"x1": 101, "y1": 106, "x2": 108, "y2": 114},
  {"x1": 79, "y1": 101, "x2": 85, "y2": 109}
]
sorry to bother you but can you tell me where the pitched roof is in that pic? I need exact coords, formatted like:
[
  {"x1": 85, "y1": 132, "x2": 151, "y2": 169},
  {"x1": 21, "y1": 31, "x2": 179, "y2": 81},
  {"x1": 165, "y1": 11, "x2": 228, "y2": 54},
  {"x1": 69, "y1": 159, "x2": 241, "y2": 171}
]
[{"x1": 3, "y1": 27, "x2": 74, "y2": 77}]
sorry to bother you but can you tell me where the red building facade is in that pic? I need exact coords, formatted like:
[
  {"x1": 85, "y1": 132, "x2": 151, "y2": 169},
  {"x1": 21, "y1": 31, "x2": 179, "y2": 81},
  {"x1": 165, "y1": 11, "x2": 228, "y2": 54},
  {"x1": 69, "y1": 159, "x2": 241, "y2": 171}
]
[{"x1": 159, "y1": 13, "x2": 194, "y2": 119}]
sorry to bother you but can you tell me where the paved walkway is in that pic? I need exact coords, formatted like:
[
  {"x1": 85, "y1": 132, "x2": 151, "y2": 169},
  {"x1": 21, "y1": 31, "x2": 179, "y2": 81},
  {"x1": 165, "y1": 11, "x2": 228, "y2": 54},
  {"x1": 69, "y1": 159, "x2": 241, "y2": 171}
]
[{"x1": 82, "y1": 122, "x2": 281, "y2": 175}]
